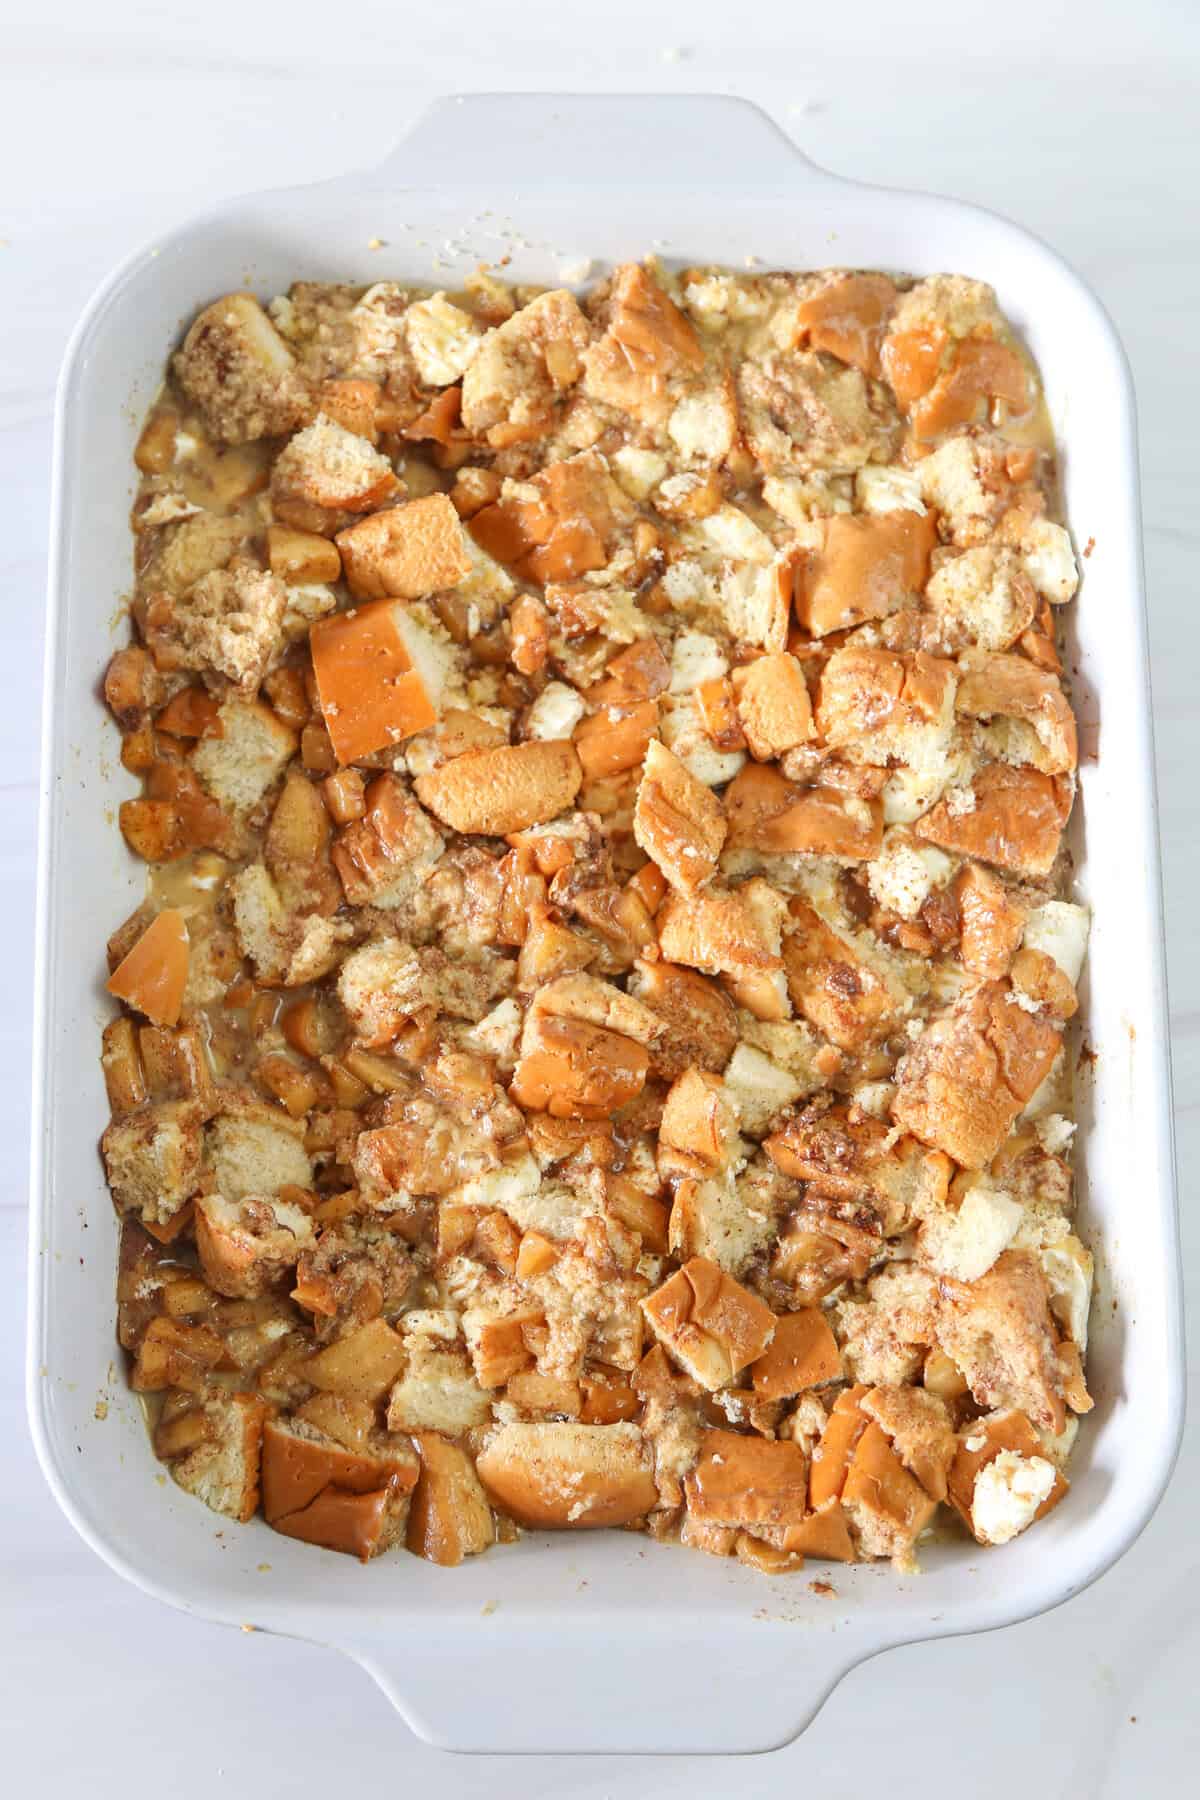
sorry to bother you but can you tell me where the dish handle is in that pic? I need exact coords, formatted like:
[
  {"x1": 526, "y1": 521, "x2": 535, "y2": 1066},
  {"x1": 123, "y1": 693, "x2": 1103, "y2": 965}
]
[
  {"x1": 362, "y1": 91, "x2": 815, "y2": 191},
  {"x1": 344, "y1": 1614, "x2": 890, "y2": 1754}
]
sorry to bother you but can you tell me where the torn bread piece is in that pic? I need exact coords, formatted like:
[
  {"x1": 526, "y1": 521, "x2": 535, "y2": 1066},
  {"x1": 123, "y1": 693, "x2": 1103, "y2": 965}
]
[
  {"x1": 141, "y1": 559, "x2": 288, "y2": 699},
  {"x1": 336, "y1": 493, "x2": 472, "y2": 600},
  {"x1": 175, "y1": 294, "x2": 312, "y2": 443},
  {"x1": 892, "y1": 980, "x2": 1061, "y2": 1168},
  {"x1": 642, "y1": 1256, "x2": 775, "y2": 1390},
  {"x1": 310, "y1": 599, "x2": 449, "y2": 763},
  {"x1": 158, "y1": 1391, "x2": 267, "y2": 1522},
  {"x1": 415, "y1": 740, "x2": 582, "y2": 836},
  {"x1": 261, "y1": 1417, "x2": 418, "y2": 1560},
  {"x1": 476, "y1": 1421, "x2": 657, "y2": 1527},
  {"x1": 633, "y1": 738, "x2": 727, "y2": 893}
]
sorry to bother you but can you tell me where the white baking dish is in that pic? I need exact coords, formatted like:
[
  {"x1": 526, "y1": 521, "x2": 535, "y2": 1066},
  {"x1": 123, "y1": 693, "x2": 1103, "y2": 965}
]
[{"x1": 28, "y1": 93, "x2": 1184, "y2": 1755}]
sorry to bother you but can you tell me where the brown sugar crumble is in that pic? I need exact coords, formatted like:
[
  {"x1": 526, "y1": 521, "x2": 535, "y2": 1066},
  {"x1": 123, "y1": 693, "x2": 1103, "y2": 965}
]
[{"x1": 98, "y1": 260, "x2": 1093, "y2": 1573}]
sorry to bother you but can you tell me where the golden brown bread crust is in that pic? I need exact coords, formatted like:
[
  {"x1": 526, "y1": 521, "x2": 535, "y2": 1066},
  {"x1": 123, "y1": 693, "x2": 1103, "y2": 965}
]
[
  {"x1": 261, "y1": 1419, "x2": 418, "y2": 1561},
  {"x1": 891, "y1": 982, "x2": 1061, "y2": 1168},
  {"x1": 915, "y1": 762, "x2": 1072, "y2": 878},
  {"x1": 415, "y1": 740, "x2": 583, "y2": 836}
]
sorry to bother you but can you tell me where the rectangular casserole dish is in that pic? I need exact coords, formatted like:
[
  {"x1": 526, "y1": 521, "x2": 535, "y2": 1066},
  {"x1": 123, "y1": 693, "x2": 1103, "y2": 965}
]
[{"x1": 28, "y1": 93, "x2": 1184, "y2": 1755}]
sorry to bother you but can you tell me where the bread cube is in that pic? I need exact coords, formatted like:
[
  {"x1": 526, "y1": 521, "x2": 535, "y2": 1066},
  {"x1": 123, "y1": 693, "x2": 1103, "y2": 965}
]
[
  {"x1": 684, "y1": 1428, "x2": 809, "y2": 1541},
  {"x1": 738, "y1": 351, "x2": 899, "y2": 478},
  {"x1": 749, "y1": 1308, "x2": 841, "y2": 1399},
  {"x1": 174, "y1": 293, "x2": 311, "y2": 443},
  {"x1": 206, "y1": 1094, "x2": 313, "y2": 1201},
  {"x1": 782, "y1": 898, "x2": 896, "y2": 1052},
  {"x1": 860, "y1": 1383, "x2": 956, "y2": 1502},
  {"x1": 475, "y1": 1421, "x2": 657, "y2": 1528},
  {"x1": 892, "y1": 980, "x2": 1061, "y2": 1168},
  {"x1": 161, "y1": 1391, "x2": 267, "y2": 1522},
  {"x1": 415, "y1": 739, "x2": 582, "y2": 836},
  {"x1": 462, "y1": 288, "x2": 591, "y2": 444},
  {"x1": 936, "y1": 1249, "x2": 1071, "y2": 1434},
  {"x1": 642, "y1": 1256, "x2": 775, "y2": 1390},
  {"x1": 793, "y1": 510, "x2": 936, "y2": 636},
  {"x1": 732, "y1": 652, "x2": 814, "y2": 760},
  {"x1": 386, "y1": 1329, "x2": 492, "y2": 1436},
  {"x1": 195, "y1": 1192, "x2": 314, "y2": 1299},
  {"x1": 192, "y1": 697, "x2": 297, "y2": 815},
  {"x1": 332, "y1": 773, "x2": 444, "y2": 908},
  {"x1": 270, "y1": 413, "x2": 398, "y2": 529},
  {"x1": 336, "y1": 492, "x2": 471, "y2": 600},
  {"x1": 229, "y1": 861, "x2": 347, "y2": 986},
  {"x1": 101, "y1": 1098, "x2": 205, "y2": 1228},
  {"x1": 628, "y1": 958, "x2": 738, "y2": 1081},
  {"x1": 261, "y1": 1416, "x2": 418, "y2": 1560},
  {"x1": 633, "y1": 738, "x2": 727, "y2": 893},
  {"x1": 142, "y1": 559, "x2": 288, "y2": 698},
  {"x1": 656, "y1": 878, "x2": 785, "y2": 982}
]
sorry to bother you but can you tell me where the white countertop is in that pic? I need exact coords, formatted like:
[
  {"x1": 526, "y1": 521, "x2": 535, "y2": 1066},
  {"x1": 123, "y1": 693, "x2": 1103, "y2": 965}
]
[{"x1": 2, "y1": 1, "x2": 1197, "y2": 1788}]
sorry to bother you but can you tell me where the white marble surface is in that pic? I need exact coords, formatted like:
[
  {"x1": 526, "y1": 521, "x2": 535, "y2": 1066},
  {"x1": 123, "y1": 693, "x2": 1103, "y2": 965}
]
[{"x1": 3, "y1": 0, "x2": 1197, "y2": 1788}]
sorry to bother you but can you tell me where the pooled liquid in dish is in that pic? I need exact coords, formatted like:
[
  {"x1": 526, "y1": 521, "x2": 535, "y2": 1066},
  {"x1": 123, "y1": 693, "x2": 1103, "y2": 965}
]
[{"x1": 99, "y1": 261, "x2": 1091, "y2": 1571}]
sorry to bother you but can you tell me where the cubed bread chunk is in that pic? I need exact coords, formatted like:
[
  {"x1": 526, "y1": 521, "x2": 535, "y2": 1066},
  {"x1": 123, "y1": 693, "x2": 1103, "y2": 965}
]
[
  {"x1": 229, "y1": 861, "x2": 347, "y2": 985},
  {"x1": 657, "y1": 878, "x2": 785, "y2": 981},
  {"x1": 195, "y1": 1192, "x2": 315, "y2": 1298},
  {"x1": 310, "y1": 599, "x2": 448, "y2": 763},
  {"x1": 658, "y1": 1070, "x2": 741, "y2": 1178},
  {"x1": 782, "y1": 898, "x2": 895, "y2": 1051},
  {"x1": 475, "y1": 1420, "x2": 656, "y2": 1527},
  {"x1": 332, "y1": 772, "x2": 444, "y2": 907},
  {"x1": 685, "y1": 1429, "x2": 809, "y2": 1536},
  {"x1": 633, "y1": 738, "x2": 727, "y2": 893},
  {"x1": 937, "y1": 1249, "x2": 1071, "y2": 1434},
  {"x1": 815, "y1": 644, "x2": 956, "y2": 763},
  {"x1": 336, "y1": 493, "x2": 472, "y2": 600},
  {"x1": 142, "y1": 559, "x2": 288, "y2": 697},
  {"x1": 946, "y1": 1407, "x2": 1068, "y2": 1543},
  {"x1": 106, "y1": 909, "x2": 190, "y2": 1028},
  {"x1": 406, "y1": 1433, "x2": 494, "y2": 1565},
  {"x1": 732, "y1": 652, "x2": 815, "y2": 760},
  {"x1": 793, "y1": 510, "x2": 935, "y2": 636},
  {"x1": 174, "y1": 294, "x2": 311, "y2": 443},
  {"x1": 723, "y1": 762, "x2": 884, "y2": 862},
  {"x1": 840, "y1": 1421, "x2": 938, "y2": 1565},
  {"x1": 261, "y1": 1417, "x2": 418, "y2": 1560},
  {"x1": 462, "y1": 289, "x2": 591, "y2": 444},
  {"x1": 957, "y1": 862, "x2": 1028, "y2": 978},
  {"x1": 416, "y1": 739, "x2": 582, "y2": 836},
  {"x1": 925, "y1": 546, "x2": 1038, "y2": 651},
  {"x1": 387, "y1": 1331, "x2": 492, "y2": 1435},
  {"x1": 955, "y1": 651, "x2": 1077, "y2": 774},
  {"x1": 511, "y1": 974, "x2": 658, "y2": 1120},
  {"x1": 860, "y1": 1383, "x2": 956, "y2": 1501},
  {"x1": 739, "y1": 351, "x2": 899, "y2": 478},
  {"x1": 892, "y1": 981, "x2": 1061, "y2": 1167},
  {"x1": 206, "y1": 1095, "x2": 313, "y2": 1201},
  {"x1": 667, "y1": 1171, "x2": 776, "y2": 1274},
  {"x1": 795, "y1": 271, "x2": 899, "y2": 375},
  {"x1": 161, "y1": 1391, "x2": 267, "y2": 1522},
  {"x1": 101, "y1": 1098, "x2": 205, "y2": 1228},
  {"x1": 472, "y1": 455, "x2": 630, "y2": 586},
  {"x1": 582, "y1": 262, "x2": 704, "y2": 426},
  {"x1": 629, "y1": 957, "x2": 739, "y2": 1080},
  {"x1": 192, "y1": 698, "x2": 297, "y2": 815},
  {"x1": 270, "y1": 413, "x2": 398, "y2": 524},
  {"x1": 750, "y1": 1308, "x2": 841, "y2": 1398},
  {"x1": 642, "y1": 1256, "x2": 775, "y2": 1389}
]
